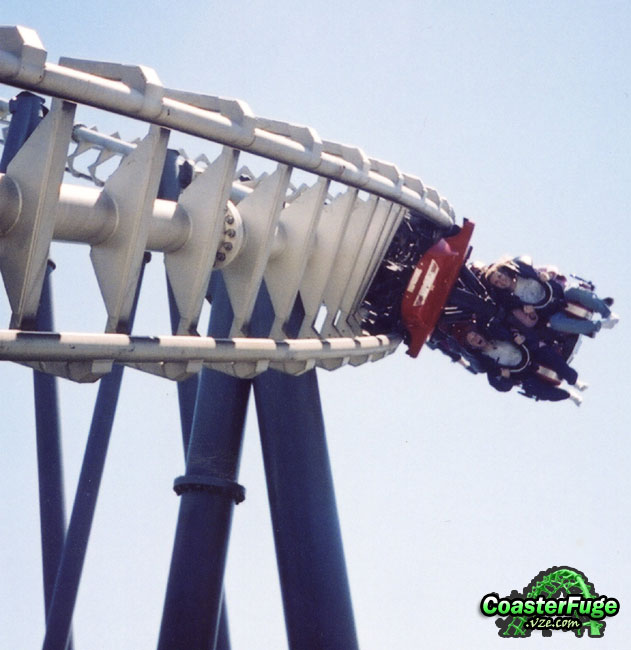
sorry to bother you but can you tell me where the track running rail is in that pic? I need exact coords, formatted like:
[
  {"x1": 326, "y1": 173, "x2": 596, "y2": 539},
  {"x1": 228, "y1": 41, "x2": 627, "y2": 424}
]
[
  {"x1": 0, "y1": 329, "x2": 401, "y2": 378},
  {"x1": 0, "y1": 26, "x2": 453, "y2": 226}
]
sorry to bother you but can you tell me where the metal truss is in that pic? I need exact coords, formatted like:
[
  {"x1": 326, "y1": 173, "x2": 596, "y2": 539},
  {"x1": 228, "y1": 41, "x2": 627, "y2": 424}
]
[{"x1": 0, "y1": 26, "x2": 456, "y2": 381}]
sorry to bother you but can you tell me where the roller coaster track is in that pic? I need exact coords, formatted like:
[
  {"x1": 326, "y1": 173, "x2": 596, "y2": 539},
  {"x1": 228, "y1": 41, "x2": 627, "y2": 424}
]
[
  {"x1": 0, "y1": 25, "x2": 463, "y2": 650},
  {"x1": 0, "y1": 25, "x2": 456, "y2": 380}
]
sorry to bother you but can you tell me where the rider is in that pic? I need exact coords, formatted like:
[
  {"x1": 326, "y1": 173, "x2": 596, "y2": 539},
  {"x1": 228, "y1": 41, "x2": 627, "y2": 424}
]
[
  {"x1": 481, "y1": 257, "x2": 619, "y2": 336},
  {"x1": 461, "y1": 328, "x2": 586, "y2": 406}
]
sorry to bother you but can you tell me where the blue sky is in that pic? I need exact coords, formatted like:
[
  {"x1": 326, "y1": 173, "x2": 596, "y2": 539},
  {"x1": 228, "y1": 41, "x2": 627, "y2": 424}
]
[{"x1": 1, "y1": 2, "x2": 630, "y2": 648}]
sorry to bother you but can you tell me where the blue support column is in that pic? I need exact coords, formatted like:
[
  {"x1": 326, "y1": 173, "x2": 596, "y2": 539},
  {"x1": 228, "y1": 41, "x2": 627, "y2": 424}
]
[
  {"x1": 253, "y1": 370, "x2": 359, "y2": 649},
  {"x1": 33, "y1": 262, "x2": 74, "y2": 650},
  {"x1": 252, "y1": 295, "x2": 359, "y2": 650},
  {"x1": 159, "y1": 150, "x2": 232, "y2": 650},
  {"x1": 157, "y1": 273, "x2": 248, "y2": 650},
  {"x1": 1, "y1": 91, "x2": 75, "y2": 649},
  {"x1": 42, "y1": 254, "x2": 151, "y2": 650},
  {"x1": 160, "y1": 149, "x2": 199, "y2": 454},
  {"x1": 166, "y1": 278, "x2": 199, "y2": 452},
  {"x1": 0, "y1": 91, "x2": 45, "y2": 173}
]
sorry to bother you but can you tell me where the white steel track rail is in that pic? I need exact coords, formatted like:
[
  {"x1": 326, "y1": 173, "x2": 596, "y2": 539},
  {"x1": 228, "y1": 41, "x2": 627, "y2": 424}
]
[
  {"x1": 0, "y1": 25, "x2": 456, "y2": 380},
  {"x1": 0, "y1": 330, "x2": 401, "y2": 379}
]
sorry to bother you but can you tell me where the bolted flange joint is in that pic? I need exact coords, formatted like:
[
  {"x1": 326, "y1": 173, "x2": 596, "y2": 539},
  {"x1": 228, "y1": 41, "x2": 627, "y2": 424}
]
[
  {"x1": 173, "y1": 474, "x2": 246, "y2": 504},
  {"x1": 213, "y1": 201, "x2": 244, "y2": 269}
]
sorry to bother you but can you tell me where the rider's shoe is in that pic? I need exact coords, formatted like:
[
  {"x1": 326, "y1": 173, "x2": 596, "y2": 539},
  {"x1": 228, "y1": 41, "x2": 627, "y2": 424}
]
[
  {"x1": 601, "y1": 312, "x2": 620, "y2": 329},
  {"x1": 568, "y1": 391, "x2": 583, "y2": 407}
]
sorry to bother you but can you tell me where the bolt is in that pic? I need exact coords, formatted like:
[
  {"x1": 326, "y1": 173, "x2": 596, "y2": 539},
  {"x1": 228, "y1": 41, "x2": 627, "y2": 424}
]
[
  {"x1": 223, "y1": 242, "x2": 233, "y2": 251},
  {"x1": 225, "y1": 228, "x2": 236, "y2": 238},
  {"x1": 216, "y1": 251, "x2": 226, "y2": 262},
  {"x1": 225, "y1": 214, "x2": 235, "y2": 225}
]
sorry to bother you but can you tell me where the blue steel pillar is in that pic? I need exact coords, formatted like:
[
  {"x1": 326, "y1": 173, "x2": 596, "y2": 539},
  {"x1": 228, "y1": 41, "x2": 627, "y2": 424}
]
[
  {"x1": 166, "y1": 279, "x2": 199, "y2": 450},
  {"x1": 160, "y1": 149, "x2": 200, "y2": 453},
  {"x1": 159, "y1": 150, "x2": 232, "y2": 650},
  {"x1": 0, "y1": 91, "x2": 45, "y2": 173},
  {"x1": 33, "y1": 262, "x2": 74, "y2": 650},
  {"x1": 1, "y1": 92, "x2": 74, "y2": 649},
  {"x1": 252, "y1": 298, "x2": 359, "y2": 650},
  {"x1": 157, "y1": 273, "x2": 248, "y2": 650},
  {"x1": 42, "y1": 254, "x2": 151, "y2": 650}
]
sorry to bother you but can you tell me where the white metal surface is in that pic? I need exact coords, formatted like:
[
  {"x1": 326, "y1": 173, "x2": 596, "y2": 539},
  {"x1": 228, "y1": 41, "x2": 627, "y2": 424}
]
[
  {"x1": 265, "y1": 177, "x2": 330, "y2": 339},
  {"x1": 0, "y1": 25, "x2": 458, "y2": 379},
  {"x1": 222, "y1": 164, "x2": 292, "y2": 336},
  {"x1": 335, "y1": 198, "x2": 395, "y2": 336},
  {"x1": 0, "y1": 98, "x2": 75, "y2": 328},
  {"x1": 164, "y1": 146, "x2": 239, "y2": 335},
  {"x1": 0, "y1": 329, "x2": 401, "y2": 378},
  {"x1": 0, "y1": 26, "x2": 453, "y2": 224},
  {"x1": 297, "y1": 188, "x2": 358, "y2": 337},
  {"x1": 319, "y1": 196, "x2": 378, "y2": 337},
  {"x1": 90, "y1": 125, "x2": 169, "y2": 333}
]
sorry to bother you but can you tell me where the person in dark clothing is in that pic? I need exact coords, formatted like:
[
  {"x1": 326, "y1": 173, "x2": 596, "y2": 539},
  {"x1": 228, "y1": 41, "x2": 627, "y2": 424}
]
[
  {"x1": 480, "y1": 257, "x2": 619, "y2": 336},
  {"x1": 461, "y1": 329, "x2": 585, "y2": 405}
]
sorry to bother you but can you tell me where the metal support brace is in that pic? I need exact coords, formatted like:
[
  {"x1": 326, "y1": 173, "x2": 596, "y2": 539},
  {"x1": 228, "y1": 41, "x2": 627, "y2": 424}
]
[
  {"x1": 159, "y1": 149, "x2": 234, "y2": 650},
  {"x1": 33, "y1": 262, "x2": 74, "y2": 650},
  {"x1": 265, "y1": 177, "x2": 330, "y2": 339},
  {"x1": 0, "y1": 93, "x2": 75, "y2": 648},
  {"x1": 158, "y1": 273, "x2": 249, "y2": 650},
  {"x1": 160, "y1": 149, "x2": 200, "y2": 450},
  {"x1": 222, "y1": 164, "x2": 292, "y2": 336},
  {"x1": 42, "y1": 254, "x2": 150, "y2": 650},
  {"x1": 0, "y1": 95, "x2": 76, "y2": 329},
  {"x1": 335, "y1": 198, "x2": 396, "y2": 337},
  {"x1": 252, "y1": 298, "x2": 359, "y2": 650},
  {"x1": 298, "y1": 188, "x2": 358, "y2": 338},
  {"x1": 166, "y1": 277, "x2": 199, "y2": 450},
  {"x1": 0, "y1": 91, "x2": 44, "y2": 171},
  {"x1": 165, "y1": 146, "x2": 239, "y2": 335},
  {"x1": 348, "y1": 203, "x2": 407, "y2": 336},
  {"x1": 320, "y1": 195, "x2": 378, "y2": 337},
  {"x1": 90, "y1": 125, "x2": 168, "y2": 333}
]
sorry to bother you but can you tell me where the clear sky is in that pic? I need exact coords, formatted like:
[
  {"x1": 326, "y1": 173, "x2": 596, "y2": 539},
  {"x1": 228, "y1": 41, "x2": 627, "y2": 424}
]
[{"x1": 1, "y1": 2, "x2": 630, "y2": 648}]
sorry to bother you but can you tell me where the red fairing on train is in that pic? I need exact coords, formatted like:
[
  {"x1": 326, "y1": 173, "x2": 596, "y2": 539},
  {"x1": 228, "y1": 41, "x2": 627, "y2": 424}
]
[{"x1": 401, "y1": 220, "x2": 475, "y2": 357}]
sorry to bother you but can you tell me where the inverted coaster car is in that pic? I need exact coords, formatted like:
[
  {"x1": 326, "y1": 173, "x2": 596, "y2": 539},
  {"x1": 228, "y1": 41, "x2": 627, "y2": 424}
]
[{"x1": 400, "y1": 220, "x2": 475, "y2": 357}]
